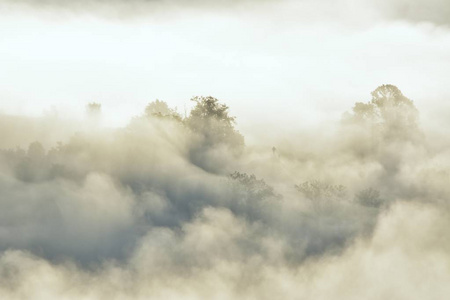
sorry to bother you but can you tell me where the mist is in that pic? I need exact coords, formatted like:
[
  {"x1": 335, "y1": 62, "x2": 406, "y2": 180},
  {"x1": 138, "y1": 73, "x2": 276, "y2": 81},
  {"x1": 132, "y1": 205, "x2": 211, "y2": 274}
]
[
  {"x1": 1, "y1": 0, "x2": 450, "y2": 299},
  {"x1": 1, "y1": 85, "x2": 450, "y2": 299}
]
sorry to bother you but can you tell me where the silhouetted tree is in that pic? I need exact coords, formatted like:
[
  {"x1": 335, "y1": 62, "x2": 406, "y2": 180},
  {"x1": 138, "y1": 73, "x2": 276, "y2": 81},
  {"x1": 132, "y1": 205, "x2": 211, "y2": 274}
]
[
  {"x1": 186, "y1": 96, "x2": 244, "y2": 149},
  {"x1": 86, "y1": 102, "x2": 101, "y2": 117},
  {"x1": 350, "y1": 84, "x2": 420, "y2": 142},
  {"x1": 295, "y1": 180, "x2": 346, "y2": 212},
  {"x1": 296, "y1": 180, "x2": 346, "y2": 201},
  {"x1": 355, "y1": 188, "x2": 384, "y2": 208},
  {"x1": 229, "y1": 171, "x2": 280, "y2": 201},
  {"x1": 228, "y1": 171, "x2": 280, "y2": 222},
  {"x1": 86, "y1": 102, "x2": 102, "y2": 128},
  {"x1": 27, "y1": 141, "x2": 45, "y2": 160},
  {"x1": 145, "y1": 99, "x2": 182, "y2": 121},
  {"x1": 14, "y1": 141, "x2": 48, "y2": 181}
]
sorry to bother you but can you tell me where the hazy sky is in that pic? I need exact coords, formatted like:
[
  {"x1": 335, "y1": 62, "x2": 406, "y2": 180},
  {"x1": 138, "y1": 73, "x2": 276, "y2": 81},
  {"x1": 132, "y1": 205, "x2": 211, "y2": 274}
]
[
  {"x1": 1, "y1": 0, "x2": 450, "y2": 133},
  {"x1": 3, "y1": 2, "x2": 450, "y2": 299}
]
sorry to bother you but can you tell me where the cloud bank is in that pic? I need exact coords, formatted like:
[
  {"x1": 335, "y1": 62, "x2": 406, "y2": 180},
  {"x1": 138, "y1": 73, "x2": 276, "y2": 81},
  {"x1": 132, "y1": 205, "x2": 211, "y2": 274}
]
[
  {"x1": 0, "y1": 86, "x2": 450, "y2": 298},
  {"x1": 378, "y1": 0, "x2": 450, "y2": 25},
  {"x1": 1, "y1": 0, "x2": 450, "y2": 25},
  {"x1": 2, "y1": 202, "x2": 450, "y2": 300}
]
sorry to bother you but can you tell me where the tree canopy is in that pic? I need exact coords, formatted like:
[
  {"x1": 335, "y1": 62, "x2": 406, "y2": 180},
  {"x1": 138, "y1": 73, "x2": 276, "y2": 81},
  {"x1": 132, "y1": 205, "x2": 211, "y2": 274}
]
[
  {"x1": 349, "y1": 84, "x2": 420, "y2": 142},
  {"x1": 229, "y1": 171, "x2": 280, "y2": 201},
  {"x1": 186, "y1": 96, "x2": 244, "y2": 149},
  {"x1": 145, "y1": 99, "x2": 182, "y2": 121}
]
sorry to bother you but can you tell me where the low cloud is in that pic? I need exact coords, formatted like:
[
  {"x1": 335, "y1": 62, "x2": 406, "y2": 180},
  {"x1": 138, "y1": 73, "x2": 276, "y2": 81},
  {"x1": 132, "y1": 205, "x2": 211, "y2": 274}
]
[
  {"x1": 1, "y1": 202, "x2": 449, "y2": 299},
  {"x1": 0, "y1": 86, "x2": 449, "y2": 298},
  {"x1": 1, "y1": 0, "x2": 450, "y2": 26},
  {"x1": 378, "y1": 0, "x2": 450, "y2": 25}
]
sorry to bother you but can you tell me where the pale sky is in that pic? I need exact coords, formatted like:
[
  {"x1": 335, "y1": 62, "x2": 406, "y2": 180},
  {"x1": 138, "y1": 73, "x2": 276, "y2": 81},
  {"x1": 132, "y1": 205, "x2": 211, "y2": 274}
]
[{"x1": 1, "y1": 0, "x2": 450, "y2": 134}]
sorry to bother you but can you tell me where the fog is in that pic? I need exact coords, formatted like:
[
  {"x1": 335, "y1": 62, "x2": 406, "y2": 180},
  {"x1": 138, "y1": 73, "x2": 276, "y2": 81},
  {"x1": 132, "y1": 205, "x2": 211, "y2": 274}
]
[
  {"x1": 2, "y1": 0, "x2": 450, "y2": 132},
  {"x1": 1, "y1": 0, "x2": 450, "y2": 299},
  {"x1": 2, "y1": 0, "x2": 450, "y2": 25},
  {"x1": 0, "y1": 86, "x2": 450, "y2": 299}
]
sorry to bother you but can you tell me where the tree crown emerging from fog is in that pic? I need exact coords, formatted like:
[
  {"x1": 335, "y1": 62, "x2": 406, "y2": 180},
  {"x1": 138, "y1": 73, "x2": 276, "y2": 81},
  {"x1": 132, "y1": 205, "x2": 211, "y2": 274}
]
[
  {"x1": 145, "y1": 99, "x2": 182, "y2": 121},
  {"x1": 186, "y1": 96, "x2": 244, "y2": 150},
  {"x1": 347, "y1": 84, "x2": 421, "y2": 143}
]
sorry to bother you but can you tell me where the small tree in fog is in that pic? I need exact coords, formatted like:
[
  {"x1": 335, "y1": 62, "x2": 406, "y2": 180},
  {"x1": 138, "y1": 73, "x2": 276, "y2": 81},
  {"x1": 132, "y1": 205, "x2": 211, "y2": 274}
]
[
  {"x1": 13, "y1": 141, "x2": 48, "y2": 182},
  {"x1": 27, "y1": 141, "x2": 45, "y2": 160},
  {"x1": 186, "y1": 96, "x2": 244, "y2": 149},
  {"x1": 86, "y1": 102, "x2": 102, "y2": 127},
  {"x1": 349, "y1": 84, "x2": 420, "y2": 142},
  {"x1": 228, "y1": 171, "x2": 280, "y2": 220},
  {"x1": 295, "y1": 180, "x2": 346, "y2": 212},
  {"x1": 295, "y1": 180, "x2": 346, "y2": 201},
  {"x1": 145, "y1": 99, "x2": 182, "y2": 121},
  {"x1": 86, "y1": 102, "x2": 101, "y2": 117},
  {"x1": 355, "y1": 188, "x2": 384, "y2": 208},
  {"x1": 229, "y1": 171, "x2": 280, "y2": 201}
]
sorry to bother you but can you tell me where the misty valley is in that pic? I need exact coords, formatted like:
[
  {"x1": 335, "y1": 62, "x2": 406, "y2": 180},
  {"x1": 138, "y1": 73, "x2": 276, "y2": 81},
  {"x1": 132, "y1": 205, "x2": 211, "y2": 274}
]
[{"x1": 0, "y1": 85, "x2": 449, "y2": 299}]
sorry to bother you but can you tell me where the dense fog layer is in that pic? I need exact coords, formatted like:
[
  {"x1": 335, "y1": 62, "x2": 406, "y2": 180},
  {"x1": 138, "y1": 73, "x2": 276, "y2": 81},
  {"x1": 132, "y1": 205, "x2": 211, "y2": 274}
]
[
  {"x1": 1, "y1": 86, "x2": 450, "y2": 299},
  {"x1": 2, "y1": 0, "x2": 450, "y2": 25}
]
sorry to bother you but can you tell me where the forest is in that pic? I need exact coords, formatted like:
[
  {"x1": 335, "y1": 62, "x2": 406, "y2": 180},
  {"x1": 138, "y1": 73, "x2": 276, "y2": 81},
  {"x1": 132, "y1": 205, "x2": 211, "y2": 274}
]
[{"x1": 0, "y1": 84, "x2": 449, "y2": 299}]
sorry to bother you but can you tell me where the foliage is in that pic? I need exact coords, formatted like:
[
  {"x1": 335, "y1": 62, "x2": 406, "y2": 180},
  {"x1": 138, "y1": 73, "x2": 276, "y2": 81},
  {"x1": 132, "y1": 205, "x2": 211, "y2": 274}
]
[
  {"x1": 355, "y1": 188, "x2": 384, "y2": 208},
  {"x1": 349, "y1": 84, "x2": 420, "y2": 141},
  {"x1": 27, "y1": 141, "x2": 45, "y2": 160},
  {"x1": 295, "y1": 180, "x2": 347, "y2": 214},
  {"x1": 229, "y1": 171, "x2": 280, "y2": 201},
  {"x1": 145, "y1": 99, "x2": 182, "y2": 121},
  {"x1": 186, "y1": 96, "x2": 244, "y2": 149},
  {"x1": 86, "y1": 102, "x2": 101, "y2": 117},
  {"x1": 295, "y1": 180, "x2": 346, "y2": 202}
]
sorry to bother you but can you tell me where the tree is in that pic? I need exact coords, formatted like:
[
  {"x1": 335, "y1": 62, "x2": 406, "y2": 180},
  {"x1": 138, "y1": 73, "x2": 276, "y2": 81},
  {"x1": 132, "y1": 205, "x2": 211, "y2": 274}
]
[
  {"x1": 295, "y1": 180, "x2": 346, "y2": 212},
  {"x1": 228, "y1": 171, "x2": 281, "y2": 222},
  {"x1": 349, "y1": 84, "x2": 420, "y2": 142},
  {"x1": 295, "y1": 180, "x2": 346, "y2": 202},
  {"x1": 27, "y1": 141, "x2": 45, "y2": 160},
  {"x1": 186, "y1": 96, "x2": 244, "y2": 149},
  {"x1": 355, "y1": 188, "x2": 384, "y2": 208},
  {"x1": 13, "y1": 141, "x2": 48, "y2": 182},
  {"x1": 145, "y1": 99, "x2": 181, "y2": 121},
  {"x1": 86, "y1": 102, "x2": 101, "y2": 117},
  {"x1": 229, "y1": 171, "x2": 280, "y2": 201},
  {"x1": 86, "y1": 102, "x2": 102, "y2": 128}
]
